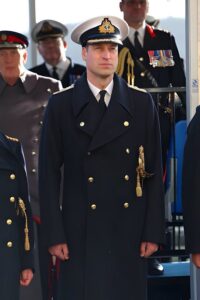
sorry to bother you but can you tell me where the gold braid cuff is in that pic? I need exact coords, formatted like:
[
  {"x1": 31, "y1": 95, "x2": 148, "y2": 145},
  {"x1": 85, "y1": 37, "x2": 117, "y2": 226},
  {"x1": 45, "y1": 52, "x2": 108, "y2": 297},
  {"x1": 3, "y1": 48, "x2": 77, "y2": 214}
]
[
  {"x1": 136, "y1": 145, "x2": 154, "y2": 197},
  {"x1": 116, "y1": 47, "x2": 135, "y2": 86},
  {"x1": 18, "y1": 198, "x2": 30, "y2": 251}
]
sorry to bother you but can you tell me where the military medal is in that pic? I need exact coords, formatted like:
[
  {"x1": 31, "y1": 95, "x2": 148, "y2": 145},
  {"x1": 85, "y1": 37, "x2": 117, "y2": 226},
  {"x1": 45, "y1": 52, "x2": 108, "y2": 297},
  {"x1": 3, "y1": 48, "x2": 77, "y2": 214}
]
[{"x1": 148, "y1": 49, "x2": 175, "y2": 68}]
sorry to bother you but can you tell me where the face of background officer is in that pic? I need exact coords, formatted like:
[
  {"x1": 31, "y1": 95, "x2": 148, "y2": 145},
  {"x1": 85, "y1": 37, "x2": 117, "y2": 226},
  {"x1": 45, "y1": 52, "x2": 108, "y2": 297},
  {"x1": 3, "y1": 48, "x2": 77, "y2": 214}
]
[
  {"x1": 82, "y1": 42, "x2": 118, "y2": 88},
  {"x1": 0, "y1": 48, "x2": 27, "y2": 85},
  {"x1": 120, "y1": 0, "x2": 149, "y2": 29},
  {"x1": 37, "y1": 37, "x2": 67, "y2": 66}
]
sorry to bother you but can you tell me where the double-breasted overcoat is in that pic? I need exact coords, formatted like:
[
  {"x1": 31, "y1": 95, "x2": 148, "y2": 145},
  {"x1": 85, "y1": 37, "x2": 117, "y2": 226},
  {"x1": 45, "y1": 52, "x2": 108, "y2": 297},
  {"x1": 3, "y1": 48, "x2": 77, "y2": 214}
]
[
  {"x1": 39, "y1": 74, "x2": 165, "y2": 300},
  {"x1": 0, "y1": 132, "x2": 34, "y2": 300}
]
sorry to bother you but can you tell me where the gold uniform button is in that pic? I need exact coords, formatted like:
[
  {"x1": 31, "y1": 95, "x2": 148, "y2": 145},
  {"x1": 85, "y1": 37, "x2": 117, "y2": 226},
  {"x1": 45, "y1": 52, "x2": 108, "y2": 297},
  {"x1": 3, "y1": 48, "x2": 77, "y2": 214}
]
[
  {"x1": 10, "y1": 174, "x2": 16, "y2": 180},
  {"x1": 32, "y1": 151, "x2": 36, "y2": 156},
  {"x1": 87, "y1": 151, "x2": 91, "y2": 156},
  {"x1": 139, "y1": 57, "x2": 144, "y2": 61},
  {"x1": 6, "y1": 219, "x2": 12, "y2": 225},
  {"x1": 32, "y1": 169, "x2": 36, "y2": 173},
  {"x1": 39, "y1": 121, "x2": 43, "y2": 125},
  {"x1": 10, "y1": 196, "x2": 15, "y2": 203},
  {"x1": 124, "y1": 202, "x2": 129, "y2": 208},
  {"x1": 140, "y1": 72, "x2": 145, "y2": 77},
  {"x1": 126, "y1": 148, "x2": 130, "y2": 154},
  {"x1": 124, "y1": 175, "x2": 129, "y2": 181},
  {"x1": 7, "y1": 241, "x2": 13, "y2": 248},
  {"x1": 88, "y1": 177, "x2": 94, "y2": 183},
  {"x1": 124, "y1": 121, "x2": 129, "y2": 127},
  {"x1": 33, "y1": 137, "x2": 39, "y2": 143},
  {"x1": 80, "y1": 122, "x2": 85, "y2": 127},
  {"x1": 91, "y1": 204, "x2": 97, "y2": 210}
]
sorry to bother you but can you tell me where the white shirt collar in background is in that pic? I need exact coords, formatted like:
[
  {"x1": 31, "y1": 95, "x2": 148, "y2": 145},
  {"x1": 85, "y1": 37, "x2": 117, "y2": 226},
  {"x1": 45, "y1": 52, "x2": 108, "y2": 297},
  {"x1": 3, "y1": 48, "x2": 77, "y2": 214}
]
[{"x1": 128, "y1": 21, "x2": 146, "y2": 47}]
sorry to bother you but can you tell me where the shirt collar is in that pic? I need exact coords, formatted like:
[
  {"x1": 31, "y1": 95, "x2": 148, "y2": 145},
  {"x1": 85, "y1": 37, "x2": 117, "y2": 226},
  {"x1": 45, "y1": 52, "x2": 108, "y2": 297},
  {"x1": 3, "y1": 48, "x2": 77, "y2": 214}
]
[
  {"x1": 87, "y1": 79, "x2": 114, "y2": 106},
  {"x1": 128, "y1": 21, "x2": 146, "y2": 46}
]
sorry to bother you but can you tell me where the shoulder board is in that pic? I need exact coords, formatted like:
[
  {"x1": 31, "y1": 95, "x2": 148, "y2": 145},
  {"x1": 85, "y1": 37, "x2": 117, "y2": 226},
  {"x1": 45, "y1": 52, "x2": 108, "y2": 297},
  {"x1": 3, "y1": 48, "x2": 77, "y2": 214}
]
[
  {"x1": 53, "y1": 84, "x2": 74, "y2": 95},
  {"x1": 128, "y1": 84, "x2": 147, "y2": 93},
  {"x1": 6, "y1": 135, "x2": 19, "y2": 142}
]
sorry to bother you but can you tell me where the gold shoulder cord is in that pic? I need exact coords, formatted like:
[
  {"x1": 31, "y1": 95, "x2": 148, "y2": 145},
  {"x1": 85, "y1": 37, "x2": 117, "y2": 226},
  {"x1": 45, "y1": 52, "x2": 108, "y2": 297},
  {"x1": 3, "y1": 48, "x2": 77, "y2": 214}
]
[
  {"x1": 116, "y1": 47, "x2": 135, "y2": 86},
  {"x1": 136, "y1": 146, "x2": 153, "y2": 197},
  {"x1": 18, "y1": 198, "x2": 30, "y2": 251}
]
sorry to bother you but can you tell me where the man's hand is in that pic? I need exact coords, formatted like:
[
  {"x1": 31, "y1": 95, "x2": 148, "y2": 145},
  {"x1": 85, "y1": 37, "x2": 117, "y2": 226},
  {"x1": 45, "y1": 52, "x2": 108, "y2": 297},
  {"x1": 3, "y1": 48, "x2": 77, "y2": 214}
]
[
  {"x1": 20, "y1": 269, "x2": 34, "y2": 286},
  {"x1": 49, "y1": 243, "x2": 69, "y2": 261},
  {"x1": 140, "y1": 242, "x2": 158, "y2": 258},
  {"x1": 192, "y1": 253, "x2": 200, "y2": 268}
]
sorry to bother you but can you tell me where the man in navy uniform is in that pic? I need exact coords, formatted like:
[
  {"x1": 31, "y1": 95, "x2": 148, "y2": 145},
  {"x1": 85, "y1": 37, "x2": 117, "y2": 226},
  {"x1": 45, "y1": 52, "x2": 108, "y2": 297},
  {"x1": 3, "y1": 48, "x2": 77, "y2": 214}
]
[
  {"x1": 0, "y1": 30, "x2": 62, "y2": 300},
  {"x1": 39, "y1": 16, "x2": 165, "y2": 300},
  {"x1": 0, "y1": 132, "x2": 34, "y2": 300},
  {"x1": 118, "y1": 0, "x2": 186, "y2": 275},
  {"x1": 182, "y1": 106, "x2": 200, "y2": 268},
  {"x1": 30, "y1": 19, "x2": 86, "y2": 87}
]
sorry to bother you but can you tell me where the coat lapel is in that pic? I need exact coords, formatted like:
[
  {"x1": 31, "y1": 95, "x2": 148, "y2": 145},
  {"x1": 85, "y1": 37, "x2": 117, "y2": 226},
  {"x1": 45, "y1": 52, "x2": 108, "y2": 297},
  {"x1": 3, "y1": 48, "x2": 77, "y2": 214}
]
[
  {"x1": 72, "y1": 74, "x2": 134, "y2": 152},
  {"x1": 88, "y1": 75, "x2": 133, "y2": 151}
]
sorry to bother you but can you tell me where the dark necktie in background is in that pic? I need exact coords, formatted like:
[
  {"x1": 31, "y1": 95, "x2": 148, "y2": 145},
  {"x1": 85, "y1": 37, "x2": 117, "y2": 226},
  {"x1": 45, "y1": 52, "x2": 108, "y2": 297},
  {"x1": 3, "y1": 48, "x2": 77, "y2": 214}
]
[
  {"x1": 52, "y1": 66, "x2": 59, "y2": 80},
  {"x1": 99, "y1": 90, "x2": 107, "y2": 113},
  {"x1": 134, "y1": 31, "x2": 143, "y2": 56}
]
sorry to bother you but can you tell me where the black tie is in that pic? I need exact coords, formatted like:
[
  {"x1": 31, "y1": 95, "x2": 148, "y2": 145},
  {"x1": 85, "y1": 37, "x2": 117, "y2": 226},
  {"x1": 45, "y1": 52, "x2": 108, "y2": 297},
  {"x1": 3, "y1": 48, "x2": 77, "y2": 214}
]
[
  {"x1": 52, "y1": 66, "x2": 59, "y2": 80},
  {"x1": 99, "y1": 90, "x2": 107, "y2": 112},
  {"x1": 134, "y1": 31, "x2": 143, "y2": 56}
]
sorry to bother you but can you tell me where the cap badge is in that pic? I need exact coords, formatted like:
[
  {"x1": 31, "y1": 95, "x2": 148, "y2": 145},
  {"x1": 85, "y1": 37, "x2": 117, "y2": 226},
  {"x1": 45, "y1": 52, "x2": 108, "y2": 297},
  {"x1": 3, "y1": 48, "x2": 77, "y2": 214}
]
[
  {"x1": 41, "y1": 21, "x2": 54, "y2": 33},
  {"x1": 98, "y1": 18, "x2": 115, "y2": 34},
  {"x1": 1, "y1": 34, "x2": 7, "y2": 41}
]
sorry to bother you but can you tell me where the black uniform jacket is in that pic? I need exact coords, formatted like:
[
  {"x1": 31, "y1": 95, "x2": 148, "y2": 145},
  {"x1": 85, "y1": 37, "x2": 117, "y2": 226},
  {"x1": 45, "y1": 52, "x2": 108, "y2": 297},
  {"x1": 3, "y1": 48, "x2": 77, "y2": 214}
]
[
  {"x1": 0, "y1": 71, "x2": 62, "y2": 216},
  {"x1": 182, "y1": 106, "x2": 200, "y2": 253},
  {"x1": 39, "y1": 73, "x2": 165, "y2": 300},
  {"x1": 30, "y1": 57, "x2": 86, "y2": 88},
  {"x1": 0, "y1": 132, "x2": 34, "y2": 299},
  {"x1": 119, "y1": 25, "x2": 186, "y2": 167},
  {"x1": 119, "y1": 25, "x2": 186, "y2": 91}
]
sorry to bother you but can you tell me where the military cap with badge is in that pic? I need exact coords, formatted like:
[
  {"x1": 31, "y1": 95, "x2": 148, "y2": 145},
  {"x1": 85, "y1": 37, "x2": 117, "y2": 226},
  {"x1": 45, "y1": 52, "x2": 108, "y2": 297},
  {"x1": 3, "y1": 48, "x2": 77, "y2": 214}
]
[
  {"x1": 0, "y1": 30, "x2": 29, "y2": 49},
  {"x1": 71, "y1": 15, "x2": 129, "y2": 46},
  {"x1": 31, "y1": 19, "x2": 68, "y2": 43}
]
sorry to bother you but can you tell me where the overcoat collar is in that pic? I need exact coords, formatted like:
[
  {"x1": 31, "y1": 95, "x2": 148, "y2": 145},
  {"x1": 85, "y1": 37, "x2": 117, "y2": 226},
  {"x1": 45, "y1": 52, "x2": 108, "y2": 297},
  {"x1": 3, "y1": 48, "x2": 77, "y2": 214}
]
[
  {"x1": 72, "y1": 73, "x2": 134, "y2": 151},
  {"x1": 0, "y1": 70, "x2": 38, "y2": 94}
]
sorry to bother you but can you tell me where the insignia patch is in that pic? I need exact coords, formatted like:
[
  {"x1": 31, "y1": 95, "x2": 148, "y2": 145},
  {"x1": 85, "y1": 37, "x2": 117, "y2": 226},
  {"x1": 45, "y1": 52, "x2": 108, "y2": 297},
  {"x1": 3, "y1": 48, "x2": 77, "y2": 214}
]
[{"x1": 98, "y1": 18, "x2": 115, "y2": 34}]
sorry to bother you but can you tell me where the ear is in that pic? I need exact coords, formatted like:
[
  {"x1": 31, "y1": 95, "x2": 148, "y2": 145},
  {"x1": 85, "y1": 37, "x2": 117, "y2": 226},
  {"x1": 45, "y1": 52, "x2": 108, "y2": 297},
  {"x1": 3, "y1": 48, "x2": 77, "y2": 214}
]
[
  {"x1": 63, "y1": 40, "x2": 68, "y2": 49},
  {"x1": 81, "y1": 47, "x2": 87, "y2": 62},
  {"x1": 23, "y1": 50, "x2": 28, "y2": 64}
]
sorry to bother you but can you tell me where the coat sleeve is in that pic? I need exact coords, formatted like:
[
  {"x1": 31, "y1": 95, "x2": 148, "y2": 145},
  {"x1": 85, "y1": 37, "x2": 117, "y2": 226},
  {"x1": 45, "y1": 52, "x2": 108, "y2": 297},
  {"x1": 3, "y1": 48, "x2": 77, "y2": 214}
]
[
  {"x1": 16, "y1": 141, "x2": 35, "y2": 271},
  {"x1": 141, "y1": 93, "x2": 165, "y2": 245},
  {"x1": 182, "y1": 106, "x2": 200, "y2": 253},
  {"x1": 39, "y1": 95, "x2": 66, "y2": 248}
]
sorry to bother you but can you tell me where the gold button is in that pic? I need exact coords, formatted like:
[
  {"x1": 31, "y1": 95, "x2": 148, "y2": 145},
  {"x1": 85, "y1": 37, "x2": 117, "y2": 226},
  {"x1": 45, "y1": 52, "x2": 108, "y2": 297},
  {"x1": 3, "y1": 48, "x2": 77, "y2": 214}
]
[
  {"x1": 87, "y1": 152, "x2": 91, "y2": 156},
  {"x1": 10, "y1": 196, "x2": 15, "y2": 203},
  {"x1": 124, "y1": 202, "x2": 129, "y2": 208},
  {"x1": 33, "y1": 137, "x2": 39, "y2": 143},
  {"x1": 124, "y1": 175, "x2": 129, "y2": 181},
  {"x1": 42, "y1": 103, "x2": 47, "y2": 108},
  {"x1": 91, "y1": 204, "x2": 97, "y2": 210},
  {"x1": 124, "y1": 121, "x2": 129, "y2": 127},
  {"x1": 32, "y1": 151, "x2": 36, "y2": 156},
  {"x1": 80, "y1": 122, "x2": 85, "y2": 127},
  {"x1": 7, "y1": 241, "x2": 13, "y2": 248},
  {"x1": 140, "y1": 72, "x2": 145, "y2": 77},
  {"x1": 10, "y1": 174, "x2": 16, "y2": 180},
  {"x1": 88, "y1": 177, "x2": 94, "y2": 183},
  {"x1": 139, "y1": 57, "x2": 144, "y2": 61},
  {"x1": 126, "y1": 148, "x2": 130, "y2": 154},
  {"x1": 40, "y1": 121, "x2": 43, "y2": 125},
  {"x1": 32, "y1": 169, "x2": 36, "y2": 173},
  {"x1": 6, "y1": 219, "x2": 12, "y2": 225}
]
